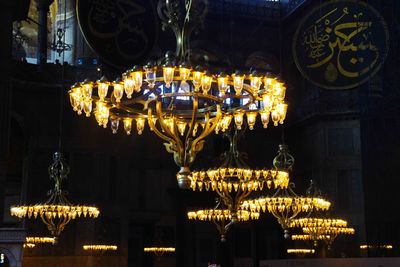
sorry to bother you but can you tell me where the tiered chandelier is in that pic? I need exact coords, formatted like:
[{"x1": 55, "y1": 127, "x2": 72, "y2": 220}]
[
  {"x1": 10, "y1": 152, "x2": 100, "y2": 240},
  {"x1": 289, "y1": 210, "x2": 355, "y2": 248},
  {"x1": 187, "y1": 199, "x2": 260, "y2": 241},
  {"x1": 68, "y1": 0, "x2": 288, "y2": 189},
  {"x1": 241, "y1": 145, "x2": 331, "y2": 238},
  {"x1": 189, "y1": 129, "x2": 289, "y2": 224}
]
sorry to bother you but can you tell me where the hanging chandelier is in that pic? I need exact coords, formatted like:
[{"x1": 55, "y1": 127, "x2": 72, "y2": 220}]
[
  {"x1": 286, "y1": 248, "x2": 315, "y2": 254},
  {"x1": 83, "y1": 245, "x2": 118, "y2": 251},
  {"x1": 241, "y1": 145, "x2": 331, "y2": 239},
  {"x1": 291, "y1": 234, "x2": 331, "y2": 241},
  {"x1": 10, "y1": 152, "x2": 100, "y2": 240},
  {"x1": 187, "y1": 199, "x2": 260, "y2": 241},
  {"x1": 301, "y1": 226, "x2": 355, "y2": 249},
  {"x1": 144, "y1": 247, "x2": 175, "y2": 256},
  {"x1": 189, "y1": 128, "x2": 289, "y2": 224},
  {"x1": 68, "y1": 0, "x2": 288, "y2": 189},
  {"x1": 289, "y1": 208, "x2": 355, "y2": 248}
]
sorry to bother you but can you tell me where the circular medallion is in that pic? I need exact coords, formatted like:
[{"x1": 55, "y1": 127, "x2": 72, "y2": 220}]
[
  {"x1": 76, "y1": 0, "x2": 158, "y2": 68},
  {"x1": 293, "y1": 0, "x2": 389, "y2": 90}
]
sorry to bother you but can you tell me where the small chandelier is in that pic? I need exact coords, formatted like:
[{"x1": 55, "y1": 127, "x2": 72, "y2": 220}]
[
  {"x1": 144, "y1": 247, "x2": 175, "y2": 256},
  {"x1": 83, "y1": 245, "x2": 118, "y2": 251},
  {"x1": 286, "y1": 248, "x2": 315, "y2": 254},
  {"x1": 189, "y1": 129, "x2": 289, "y2": 224},
  {"x1": 301, "y1": 226, "x2": 355, "y2": 249},
  {"x1": 291, "y1": 234, "x2": 331, "y2": 241},
  {"x1": 10, "y1": 152, "x2": 100, "y2": 240},
  {"x1": 68, "y1": 0, "x2": 288, "y2": 189},
  {"x1": 187, "y1": 199, "x2": 259, "y2": 242},
  {"x1": 241, "y1": 145, "x2": 331, "y2": 239},
  {"x1": 290, "y1": 212, "x2": 355, "y2": 248}
]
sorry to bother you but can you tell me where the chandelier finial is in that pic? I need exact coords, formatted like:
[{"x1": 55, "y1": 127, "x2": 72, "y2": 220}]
[{"x1": 273, "y1": 144, "x2": 294, "y2": 171}]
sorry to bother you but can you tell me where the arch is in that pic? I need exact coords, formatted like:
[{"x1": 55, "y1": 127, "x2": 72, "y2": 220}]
[{"x1": 0, "y1": 247, "x2": 17, "y2": 267}]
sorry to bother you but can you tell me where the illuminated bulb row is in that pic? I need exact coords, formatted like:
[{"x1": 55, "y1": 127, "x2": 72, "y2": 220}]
[
  {"x1": 287, "y1": 249, "x2": 315, "y2": 254},
  {"x1": 26, "y1": 237, "x2": 56, "y2": 244},
  {"x1": 290, "y1": 218, "x2": 348, "y2": 228},
  {"x1": 10, "y1": 205, "x2": 100, "y2": 220},
  {"x1": 189, "y1": 169, "x2": 289, "y2": 192},
  {"x1": 144, "y1": 247, "x2": 175, "y2": 253},
  {"x1": 291, "y1": 234, "x2": 331, "y2": 241},
  {"x1": 302, "y1": 227, "x2": 355, "y2": 235},
  {"x1": 360, "y1": 244, "x2": 393, "y2": 249},
  {"x1": 24, "y1": 243, "x2": 36, "y2": 248},
  {"x1": 83, "y1": 245, "x2": 118, "y2": 251},
  {"x1": 108, "y1": 117, "x2": 146, "y2": 135},
  {"x1": 241, "y1": 197, "x2": 331, "y2": 214},
  {"x1": 187, "y1": 209, "x2": 259, "y2": 221}
]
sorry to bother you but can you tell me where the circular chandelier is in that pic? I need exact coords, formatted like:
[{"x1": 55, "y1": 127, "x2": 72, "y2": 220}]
[
  {"x1": 83, "y1": 245, "x2": 118, "y2": 251},
  {"x1": 144, "y1": 247, "x2": 175, "y2": 256},
  {"x1": 241, "y1": 145, "x2": 331, "y2": 238},
  {"x1": 286, "y1": 248, "x2": 315, "y2": 254},
  {"x1": 68, "y1": 0, "x2": 288, "y2": 189},
  {"x1": 302, "y1": 226, "x2": 355, "y2": 249},
  {"x1": 10, "y1": 152, "x2": 100, "y2": 240},
  {"x1": 187, "y1": 199, "x2": 260, "y2": 242},
  {"x1": 189, "y1": 129, "x2": 289, "y2": 224}
]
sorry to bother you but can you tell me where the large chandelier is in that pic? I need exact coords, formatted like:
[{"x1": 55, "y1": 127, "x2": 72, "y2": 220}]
[
  {"x1": 187, "y1": 199, "x2": 260, "y2": 241},
  {"x1": 68, "y1": 0, "x2": 288, "y2": 189},
  {"x1": 241, "y1": 145, "x2": 331, "y2": 238},
  {"x1": 10, "y1": 152, "x2": 100, "y2": 241},
  {"x1": 189, "y1": 129, "x2": 289, "y2": 224}
]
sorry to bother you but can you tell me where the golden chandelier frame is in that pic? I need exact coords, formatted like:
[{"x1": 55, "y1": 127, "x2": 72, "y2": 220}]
[
  {"x1": 10, "y1": 152, "x2": 100, "y2": 240},
  {"x1": 68, "y1": 0, "x2": 288, "y2": 189}
]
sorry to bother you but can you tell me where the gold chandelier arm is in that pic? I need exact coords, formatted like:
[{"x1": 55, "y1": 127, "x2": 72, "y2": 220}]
[
  {"x1": 155, "y1": 100, "x2": 182, "y2": 147},
  {"x1": 184, "y1": 94, "x2": 198, "y2": 141},
  {"x1": 147, "y1": 108, "x2": 175, "y2": 145},
  {"x1": 193, "y1": 105, "x2": 222, "y2": 145}
]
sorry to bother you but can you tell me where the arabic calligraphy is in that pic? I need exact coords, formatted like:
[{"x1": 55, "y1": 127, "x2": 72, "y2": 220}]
[
  {"x1": 77, "y1": 0, "x2": 157, "y2": 68},
  {"x1": 293, "y1": 0, "x2": 389, "y2": 90}
]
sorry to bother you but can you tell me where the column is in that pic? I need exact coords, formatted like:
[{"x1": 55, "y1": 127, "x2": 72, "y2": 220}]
[{"x1": 36, "y1": 0, "x2": 53, "y2": 66}]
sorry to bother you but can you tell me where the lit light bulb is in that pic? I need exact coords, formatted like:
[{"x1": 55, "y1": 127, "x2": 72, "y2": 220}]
[
  {"x1": 271, "y1": 110, "x2": 280, "y2": 126},
  {"x1": 263, "y1": 74, "x2": 275, "y2": 92},
  {"x1": 179, "y1": 64, "x2": 191, "y2": 82},
  {"x1": 97, "y1": 76, "x2": 109, "y2": 101},
  {"x1": 217, "y1": 73, "x2": 229, "y2": 95},
  {"x1": 123, "y1": 118, "x2": 132, "y2": 135},
  {"x1": 277, "y1": 103, "x2": 288, "y2": 124},
  {"x1": 83, "y1": 98, "x2": 92, "y2": 117},
  {"x1": 81, "y1": 79, "x2": 93, "y2": 98},
  {"x1": 144, "y1": 63, "x2": 157, "y2": 88},
  {"x1": 123, "y1": 71, "x2": 135, "y2": 99},
  {"x1": 163, "y1": 66, "x2": 175, "y2": 88},
  {"x1": 250, "y1": 72, "x2": 262, "y2": 95},
  {"x1": 246, "y1": 111, "x2": 257, "y2": 130},
  {"x1": 131, "y1": 66, "x2": 143, "y2": 92},
  {"x1": 113, "y1": 79, "x2": 124, "y2": 102},
  {"x1": 221, "y1": 115, "x2": 232, "y2": 131},
  {"x1": 262, "y1": 94, "x2": 273, "y2": 111},
  {"x1": 234, "y1": 111, "x2": 244, "y2": 130},
  {"x1": 192, "y1": 67, "x2": 203, "y2": 92},
  {"x1": 274, "y1": 82, "x2": 286, "y2": 100},
  {"x1": 259, "y1": 110, "x2": 270, "y2": 128},
  {"x1": 232, "y1": 72, "x2": 244, "y2": 95},
  {"x1": 110, "y1": 119, "x2": 119, "y2": 134},
  {"x1": 77, "y1": 100, "x2": 84, "y2": 115},
  {"x1": 201, "y1": 73, "x2": 213, "y2": 94},
  {"x1": 136, "y1": 117, "x2": 146, "y2": 135}
]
